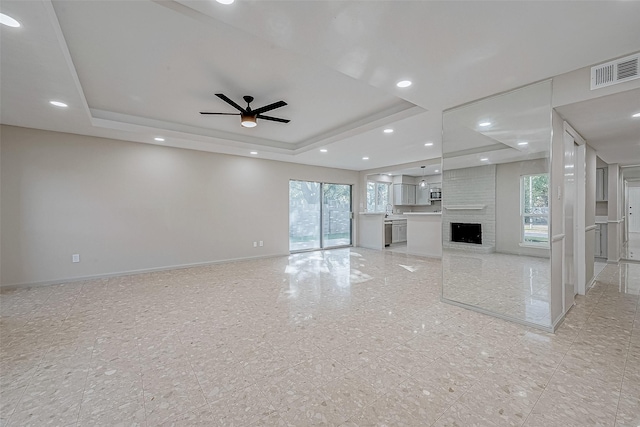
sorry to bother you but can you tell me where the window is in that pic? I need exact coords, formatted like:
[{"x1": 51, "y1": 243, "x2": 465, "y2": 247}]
[
  {"x1": 366, "y1": 181, "x2": 390, "y2": 213},
  {"x1": 521, "y1": 173, "x2": 549, "y2": 246}
]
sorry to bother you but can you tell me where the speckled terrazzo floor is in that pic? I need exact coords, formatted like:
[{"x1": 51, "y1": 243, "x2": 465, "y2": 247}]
[
  {"x1": 1, "y1": 248, "x2": 639, "y2": 426},
  {"x1": 442, "y1": 252, "x2": 552, "y2": 327}
]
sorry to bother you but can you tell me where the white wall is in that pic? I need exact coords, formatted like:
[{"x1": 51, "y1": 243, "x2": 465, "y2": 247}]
[
  {"x1": 0, "y1": 125, "x2": 359, "y2": 286},
  {"x1": 495, "y1": 158, "x2": 550, "y2": 257},
  {"x1": 585, "y1": 144, "x2": 596, "y2": 286},
  {"x1": 552, "y1": 59, "x2": 640, "y2": 108}
]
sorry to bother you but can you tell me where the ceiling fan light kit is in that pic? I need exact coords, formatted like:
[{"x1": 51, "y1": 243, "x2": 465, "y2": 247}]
[
  {"x1": 241, "y1": 115, "x2": 257, "y2": 128},
  {"x1": 201, "y1": 93, "x2": 290, "y2": 128}
]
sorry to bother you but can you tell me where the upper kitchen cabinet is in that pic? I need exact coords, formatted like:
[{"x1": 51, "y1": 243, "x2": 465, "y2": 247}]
[
  {"x1": 416, "y1": 185, "x2": 431, "y2": 205},
  {"x1": 394, "y1": 183, "x2": 416, "y2": 205}
]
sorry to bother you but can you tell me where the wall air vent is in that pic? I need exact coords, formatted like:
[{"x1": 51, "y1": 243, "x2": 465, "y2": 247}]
[{"x1": 591, "y1": 53, "x2": 639, "y2": 90}]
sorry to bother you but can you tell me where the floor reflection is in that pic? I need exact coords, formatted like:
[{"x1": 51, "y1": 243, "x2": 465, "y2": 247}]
[
  {"x1": 1, "y1": 250, "x2": 638, "y2": 425},
  {"x1": 442, "y1": 251, "x2": 552, "y2": 327},
  {"x1": 621, "y1": 232, "x2": 640, "y2": 262}
]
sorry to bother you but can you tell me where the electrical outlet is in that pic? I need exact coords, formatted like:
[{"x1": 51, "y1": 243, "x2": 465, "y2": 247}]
[
  {"x1": 259, "y1": 241, "x2": 263, "y2": 247},
  {"x1": 72, "y1": 254, "x2": 80, "y2": 263},
  {"x1": 253, "y1": 241, "x2": 257, "y2": 248}
]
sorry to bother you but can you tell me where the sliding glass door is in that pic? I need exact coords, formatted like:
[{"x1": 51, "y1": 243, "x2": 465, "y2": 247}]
[
  {"x1": 322, "y1": 184, "x2": 352, "y2": 248},
  {"x1": 289, "y1": 180, "x2": 352, "y2": 252},
  {"x1": 289, "y1": 181, "x2": 321, "y2": 251}
]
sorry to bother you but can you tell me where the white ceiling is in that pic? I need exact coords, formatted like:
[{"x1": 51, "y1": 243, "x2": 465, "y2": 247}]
[
  {"x1": 1, "y1": 1, "x2": 640, "y2": 171},
  {"x1": 555, "y1": 88, "x2": 640, "y2": 166}
]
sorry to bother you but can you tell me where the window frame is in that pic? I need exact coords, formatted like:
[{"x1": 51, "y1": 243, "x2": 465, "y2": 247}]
[
  {"x1": 366, "y1": 181, "x2": 390, "y2": 213},
  {"x1": 520, "y1": 173, "x2": 549, "y2": 248}
]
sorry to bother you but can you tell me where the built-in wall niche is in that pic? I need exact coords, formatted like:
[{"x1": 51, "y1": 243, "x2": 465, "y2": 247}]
[{"x1": 441, "y1": 80, "x2": 554, "y2": 331}]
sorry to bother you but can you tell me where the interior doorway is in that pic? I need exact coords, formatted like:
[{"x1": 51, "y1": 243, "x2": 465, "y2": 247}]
[
  {"x1": 289, "y1": 180, "x2": 353, "y2": 252},
  {"x1": 629, "y1": 187, "x2": 640, "y2": 233}
]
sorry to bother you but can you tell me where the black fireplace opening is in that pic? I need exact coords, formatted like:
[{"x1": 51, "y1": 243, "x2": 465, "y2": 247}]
[{"x1": 451, "y1": 223, "x2": 482, "y2": 245}]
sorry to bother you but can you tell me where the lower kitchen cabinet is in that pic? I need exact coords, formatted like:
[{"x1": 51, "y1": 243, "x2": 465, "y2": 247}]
[{"x1": 392, "y1": 222, "x2": 407, "y2": 243}]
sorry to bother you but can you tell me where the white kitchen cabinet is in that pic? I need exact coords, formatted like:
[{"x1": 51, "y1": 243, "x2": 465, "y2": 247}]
[
  {"x1": 596, "y1": 168, "x2": 608, "y2": 202},
  {"x1": 391, "y1": 221, "x2": 407, "y2": 243},
  {"x1": 399, "y1": 223, "x2": 407, "y2": 242},
  {"x1": 416, "y1": 185, "x2": 430, "y2": 205},
  {"x1": 393, "y1": 184, "x2": 416, "y2": 206}
]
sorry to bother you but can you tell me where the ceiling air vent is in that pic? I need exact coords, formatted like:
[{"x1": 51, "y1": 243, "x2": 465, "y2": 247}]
[{"x1": 591, "y1": 53, "x2": 639, "y2": 90}]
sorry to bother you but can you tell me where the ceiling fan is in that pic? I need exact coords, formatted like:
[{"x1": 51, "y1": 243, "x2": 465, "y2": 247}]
[{"x1": 200, "y1": 93, "x2": 290, "y2": 128}]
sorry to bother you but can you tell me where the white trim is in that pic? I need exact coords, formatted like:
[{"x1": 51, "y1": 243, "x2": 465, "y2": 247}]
[
  {"x1": 0, "y1": 253, "x2": 289, "y2": 290},
  {"x1": 440, "y1": 298, "x2": 555, "y2": 333},
  {"x1": 519, "y1": 242, "x2": 550, "y2": 249},
  {"x1": 608, "y1": 219, "x2": 624, "y2": 223},
  {"x1": 563, "y1": 121, "x2": 586, "y2": 146},
  {"x1": 574, "y1": 139, "x2": 586, "y2": 296},
  {"x1": 552, "y1": 309, "x2": 569, "y2": 333}
]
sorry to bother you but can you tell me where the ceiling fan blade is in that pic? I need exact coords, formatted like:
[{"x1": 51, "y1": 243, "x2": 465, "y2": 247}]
[
  {"x1": 251, "y1": 100, "x2": 287, "y2": 116},
  {"x1": 257, "y1": 114, "x2": 290, "y2": 123},
  {"x1": 200, "y1": 112, "x2": 239, "y2": 115},
  {"x1": 215, "y1": 93, "x2": 246, "y2": 113}
]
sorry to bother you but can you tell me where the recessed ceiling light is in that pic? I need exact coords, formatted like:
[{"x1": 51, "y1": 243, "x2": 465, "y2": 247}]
[
  {"x1": 518, "y1": 141, "x2": 529, "y2": 146},
  {"x1": 480, "y1": 157, "x2": 489, "y2": 162},
  {"x1": 0, "y1": 13, "x2": 20, "y2": 28},
  {"x1": 478, "y1": 121, "x2": 492, "y2": 127},
  {"x1": 154, "y1": 137, "x2": 165, "y2": 142},
  {"x1": 424, "y1": 142, "x2": 434, "y2": 147},
  {"x1": 362, "y1": 157, "x2": 369, "y2": 160},
  {"x1": 383, "y1": 128, "x2": 394, "y2": 134},
  {"x1": 49, "y1": 101, "x2": 68, "y2": 108},
  {"x1": 250, "y1": 151, "x2": 258, "y2": 155},
  {"x1": 632, "y1": 112, "x2": 640, "y2": 118},
  {"x1": 435, "y1": 169, "x2": 439, "y2": 173},
  {"x1": 216, "y1": 0, "x2": 235, "y2": 4},
  {"x1": 320, "y1": 149, "x2": 328, "y2": 153},
  {"x1": 396, "y1": 80, "x2": 412, "y2": 88}
]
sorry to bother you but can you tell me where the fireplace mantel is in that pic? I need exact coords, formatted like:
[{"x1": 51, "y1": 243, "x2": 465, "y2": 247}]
[{"x1": 444, "y1": 205, "x2": 486, "y2": 210}]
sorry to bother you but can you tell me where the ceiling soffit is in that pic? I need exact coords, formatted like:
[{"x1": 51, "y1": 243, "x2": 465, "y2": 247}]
[{"x1": 51, "y1": 0, "x2": 422, "y2": 153}]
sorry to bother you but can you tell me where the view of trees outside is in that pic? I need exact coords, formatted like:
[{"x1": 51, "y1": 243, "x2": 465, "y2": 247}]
[
  {"x1": 289, "y1": 181, "x2": 351, "y2": 251},
  {"x1": 366, "y1": 182, "x2": 389, "y2": 212},
  {"x1": 522, "y1": 173, "x2": 549, "y2": 245},
  {"x1": 322, "y1": 184, "x2": 351, "y2": 247}
]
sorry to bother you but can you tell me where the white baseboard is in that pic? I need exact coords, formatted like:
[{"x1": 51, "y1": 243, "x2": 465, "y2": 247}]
[{"x1": 0, "y1": 252, "x2": 289, "y2": 290}]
